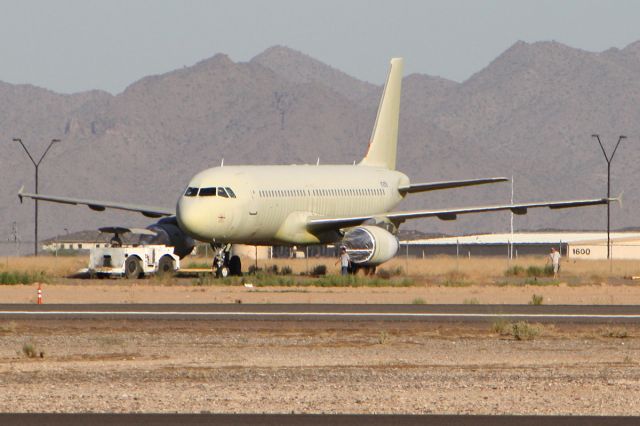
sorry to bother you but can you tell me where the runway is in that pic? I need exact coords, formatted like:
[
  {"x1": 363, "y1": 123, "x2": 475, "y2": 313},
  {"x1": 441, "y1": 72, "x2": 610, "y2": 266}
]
[{"x1": 2, "y1": 303, "x2": 640, "y2": 323}]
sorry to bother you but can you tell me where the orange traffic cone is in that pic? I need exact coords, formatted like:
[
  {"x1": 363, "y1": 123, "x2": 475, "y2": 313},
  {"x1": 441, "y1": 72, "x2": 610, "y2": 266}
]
[{"x1": 37, "y1": 284, "x2": 43, "y2": 304}]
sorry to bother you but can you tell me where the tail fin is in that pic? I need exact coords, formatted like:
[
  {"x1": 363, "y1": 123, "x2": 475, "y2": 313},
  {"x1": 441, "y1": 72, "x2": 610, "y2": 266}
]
[{"x1": 359, "y1": 58, "x2": 404, "y2": 170}]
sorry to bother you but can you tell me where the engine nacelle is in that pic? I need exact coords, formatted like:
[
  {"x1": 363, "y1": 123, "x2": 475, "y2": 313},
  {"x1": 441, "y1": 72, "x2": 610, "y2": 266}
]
[
  {"x1": 141, "y1": 216, "x2": 196, "y2": 259},
  {"x1": 341, "y1": 226, "x2": 399, "y2": 266}
]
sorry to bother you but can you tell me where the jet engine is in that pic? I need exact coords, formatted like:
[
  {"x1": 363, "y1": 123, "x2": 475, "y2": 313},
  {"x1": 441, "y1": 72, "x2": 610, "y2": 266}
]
[
  {"x1": 341, "y1": 226, "x2": 399, "y2": 266},
  {"x1": 141, "y1": 216, "x2": 196, "y2": 259}
]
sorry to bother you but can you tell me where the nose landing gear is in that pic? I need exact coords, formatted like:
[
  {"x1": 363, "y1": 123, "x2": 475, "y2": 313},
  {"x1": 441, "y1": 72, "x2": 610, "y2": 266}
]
[{"x1": 210, "y1": 243, "x2": 242, "y2": 278}]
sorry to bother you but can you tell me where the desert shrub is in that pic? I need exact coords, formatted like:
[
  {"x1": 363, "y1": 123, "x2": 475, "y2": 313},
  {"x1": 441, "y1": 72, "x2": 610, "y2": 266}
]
[
  {"x1": 0, "y1": 322, "x2": 17, "y2": 334},
  {"x1": 280, "y1": 265, "x2": 293, "y2": 275},
  {"x1": 247, "y1": 265, "x2": 262, "y2": 275},
  {"x1": 526, "y1": 266, "x2": 554, "y2": 278},
  {"x1": 22, "y1": 343, "x2": 37, "y2": 358},
  {"x1": 603, "y1": 328, "x2": 629, "y2": 338},
  {"x1": 463, "y1": 298, "x2": 480, "y2": 305},
  {"x1": 529, "y1": 294, "x2": 544, "y2": 305},
  {"x1": 412, "y1": 297, "x2": 426, "y2": 305},
  {"x1": 505, "y1": 265, "x2": 525, "y2": 277},
  {"x1": 442, "y1": 270, "x2": 470, "y2": 287},
  {"x1": 511, "y1": 321, "x2": 540, "y2": 341},
  {"x1": 491, "y1": 318, "x2": 511, "y2": 336},
  {"x1": 265, "y1": 264, "x2": 279, "y2": 275},
  {"x1": 311, "y1": 265, "x2": 327, "y2": 276},
  {"x1": 377, "y1": 268, "x2": 392, "y2": 279},
  {"x1": 377, "y1": 330, "x2": 389, "y2": 345}
]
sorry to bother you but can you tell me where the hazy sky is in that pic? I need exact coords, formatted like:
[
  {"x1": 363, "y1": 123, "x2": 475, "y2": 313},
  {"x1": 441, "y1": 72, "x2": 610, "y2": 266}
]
[{"x1": 1, "y1": 0, "x2": 640, "y2": 94}]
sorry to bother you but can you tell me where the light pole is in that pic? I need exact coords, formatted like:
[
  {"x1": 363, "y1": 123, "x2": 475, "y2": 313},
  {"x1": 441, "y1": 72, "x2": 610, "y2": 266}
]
[
  {"x1": 591, "y1": 134, "x2": 626, "y2": 260},
  {"x1": 13, "y1": 138, "x2": 61, "y2": 256}
]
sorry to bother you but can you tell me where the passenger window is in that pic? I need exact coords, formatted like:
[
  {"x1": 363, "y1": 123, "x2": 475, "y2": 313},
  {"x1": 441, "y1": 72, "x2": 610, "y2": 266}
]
[
  {"x1": 225, "y1": 187, "x2": 236, "y2": 198},
  {"x1": 184, "y1": 187, "x2": 198, "y2": 197},
  {"x1": 218, "y1": 187, "x2": 229, "y2": 198},
  {"x1": 199, "y1": 187, "x2": 217, "y2": 196}
]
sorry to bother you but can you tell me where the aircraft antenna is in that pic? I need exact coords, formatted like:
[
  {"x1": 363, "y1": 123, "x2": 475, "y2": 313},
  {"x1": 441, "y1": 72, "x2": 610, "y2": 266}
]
[
  {"x1": 316, "y1": 157, "x2": 320, "y2": 166},
  {"x1": 221, "y1": 158, "x2": 224, "y2": 167}
]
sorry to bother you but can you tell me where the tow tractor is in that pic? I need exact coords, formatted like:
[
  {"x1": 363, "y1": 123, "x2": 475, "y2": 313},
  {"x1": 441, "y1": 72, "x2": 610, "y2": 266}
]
[{"x1": 88, "y1": 227, "x2": 180, "y2": 279}]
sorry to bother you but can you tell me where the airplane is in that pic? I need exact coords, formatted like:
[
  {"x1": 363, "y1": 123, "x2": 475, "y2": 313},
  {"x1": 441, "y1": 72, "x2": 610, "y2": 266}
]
[{"x1": 18, "y1": 58, "x2": 613, "y2": 277}]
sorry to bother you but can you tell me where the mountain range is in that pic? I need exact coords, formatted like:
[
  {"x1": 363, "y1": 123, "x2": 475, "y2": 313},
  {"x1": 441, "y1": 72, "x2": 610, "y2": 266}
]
[{"x1": 2, "y1": 41, "x2": 639, "y2": 254}]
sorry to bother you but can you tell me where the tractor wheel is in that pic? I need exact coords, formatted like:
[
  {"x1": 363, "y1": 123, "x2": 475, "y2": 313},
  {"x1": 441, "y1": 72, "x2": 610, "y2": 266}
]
[
  {"x1": 157, "y1": 255, "x2": 175, "y2": 277},
  {"x1": 124, "y1": 256, "x2": 142, "y2": 279}
]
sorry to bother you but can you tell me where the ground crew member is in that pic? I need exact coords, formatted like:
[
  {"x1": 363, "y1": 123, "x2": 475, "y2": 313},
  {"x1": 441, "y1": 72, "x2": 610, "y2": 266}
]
[{"x1": 335, "y1": 247, "x2": 350, "y2": 276}]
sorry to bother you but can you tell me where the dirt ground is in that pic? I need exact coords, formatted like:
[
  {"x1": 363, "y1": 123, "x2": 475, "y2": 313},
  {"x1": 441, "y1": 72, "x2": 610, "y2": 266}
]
[
  {"x1": 2, "y1": 280, "x2": 640, "y2": 305},
  {"x1": 0, "y1": 319, "x2": 639, "y2": 414}
]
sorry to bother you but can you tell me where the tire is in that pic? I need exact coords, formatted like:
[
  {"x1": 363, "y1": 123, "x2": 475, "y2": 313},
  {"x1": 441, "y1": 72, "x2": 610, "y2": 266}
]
[
  {"x1": 124, "y1": 256, "x2": 142, "y2": 279},
  {"x1": 229, "y1": 255, "x2": 242, "y2": 276},
  {"x1": 216, "y1": 266, "x2": 230, "y2": 278},
  {"x1": 157, "y1": 255, "x2": 175, "y2": 277}
]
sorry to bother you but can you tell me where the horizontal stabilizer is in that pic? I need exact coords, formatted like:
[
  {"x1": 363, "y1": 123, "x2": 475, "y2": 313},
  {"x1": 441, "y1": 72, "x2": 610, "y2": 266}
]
[{"x1": 398, "y1": 177, "x2": 508, "y2": 194}]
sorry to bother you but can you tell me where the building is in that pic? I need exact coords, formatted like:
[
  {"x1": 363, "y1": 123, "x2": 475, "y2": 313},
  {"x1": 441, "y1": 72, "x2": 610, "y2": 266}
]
[
  {"x1": 42, "y1": 231, "x2": 121, "y2": 253},
  {"x1": 401, "y1": 232, "x2": 640, "y2": 260}
]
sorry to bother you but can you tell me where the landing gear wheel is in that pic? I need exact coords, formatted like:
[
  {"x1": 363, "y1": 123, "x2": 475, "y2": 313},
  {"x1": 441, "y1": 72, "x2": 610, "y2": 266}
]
[
  {"x1": 157, "y1": 255, "x2": 175, "y2": 277},
  {"x1": 216, "y1": 266, "x2": 230, "y2": 278},
  {"x1": 229, "y1": 255, "x2": 242, "y2": 276},
  {"x1": 124, "y1": 256, "x2": 142, "y2": 279}
]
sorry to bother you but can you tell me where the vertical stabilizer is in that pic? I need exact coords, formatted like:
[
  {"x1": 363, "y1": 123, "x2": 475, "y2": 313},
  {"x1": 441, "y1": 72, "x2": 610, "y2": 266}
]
[{"x1": 359, "y1": 58, "x2": 404, "y2": 170}]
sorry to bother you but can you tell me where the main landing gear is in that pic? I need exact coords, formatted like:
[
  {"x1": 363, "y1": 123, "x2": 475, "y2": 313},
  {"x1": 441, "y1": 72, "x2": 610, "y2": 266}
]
[{"x1": 210, "y1": 243, "x2": 242, "y2": 278}]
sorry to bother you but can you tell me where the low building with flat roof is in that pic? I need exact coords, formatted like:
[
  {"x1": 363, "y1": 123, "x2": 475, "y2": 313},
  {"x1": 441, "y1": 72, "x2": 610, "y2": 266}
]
[{"x1": 400, "y1": 232, "x2": 640, "y2": 259}]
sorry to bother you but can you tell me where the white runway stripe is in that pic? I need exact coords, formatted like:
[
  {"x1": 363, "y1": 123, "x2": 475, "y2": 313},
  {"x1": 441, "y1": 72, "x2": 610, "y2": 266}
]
[{"x1": 1, "y1": 311, "x2": 640, "y2": 319}]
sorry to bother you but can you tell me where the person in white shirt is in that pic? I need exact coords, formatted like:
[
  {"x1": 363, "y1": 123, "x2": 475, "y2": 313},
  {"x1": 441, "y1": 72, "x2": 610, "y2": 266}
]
[
  {"x1": 548, "y1": 247, "x2": 561, "y2": 278},
  {"x1": 335, "y1": 247, "x2": 351, "y2": 276}
]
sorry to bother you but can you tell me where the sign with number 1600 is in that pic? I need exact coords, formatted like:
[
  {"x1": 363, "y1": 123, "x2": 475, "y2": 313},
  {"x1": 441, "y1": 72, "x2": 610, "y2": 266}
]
[{"x1": 572, "y1": 248, "x2": 591, "y2": 256}]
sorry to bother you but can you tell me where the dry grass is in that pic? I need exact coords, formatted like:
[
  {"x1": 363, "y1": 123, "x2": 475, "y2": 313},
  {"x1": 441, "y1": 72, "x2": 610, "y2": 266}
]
[
  {"x1": 233, "y1": 255, "x2": 640, "y2": 285},
  {"x1": 5, "y1": 254, "x2": 640, "y2": 286},
  {"x1": 0, "y1": 256, "x2": 86, "y2": 278}
]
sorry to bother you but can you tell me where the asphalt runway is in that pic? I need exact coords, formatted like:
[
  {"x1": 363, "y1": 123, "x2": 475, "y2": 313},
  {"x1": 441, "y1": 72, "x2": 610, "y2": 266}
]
[{"x1": 2, "y1": 303, "x2": 640, "y2": 323}]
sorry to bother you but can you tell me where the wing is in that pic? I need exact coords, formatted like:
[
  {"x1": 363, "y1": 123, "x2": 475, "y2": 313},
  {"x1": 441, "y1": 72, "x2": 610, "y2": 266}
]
[
  {"x1": 18, "y1": 187, "x2": 174, "y2": 218},
  {"x1": 398, "y1": 177, "x2": 508, "y2": 194},
  {"x1": 307, "y1": 197, "x2": 612, "y2": 232}
]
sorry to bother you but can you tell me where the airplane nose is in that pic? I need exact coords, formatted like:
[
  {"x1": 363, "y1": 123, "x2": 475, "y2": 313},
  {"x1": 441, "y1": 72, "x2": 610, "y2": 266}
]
[
  {"x1": 177, "y1": 197, "x2": 211, "y2": 240},
  {"x1": 177, "y1": 195, "x2": 233, "y2": 240}
]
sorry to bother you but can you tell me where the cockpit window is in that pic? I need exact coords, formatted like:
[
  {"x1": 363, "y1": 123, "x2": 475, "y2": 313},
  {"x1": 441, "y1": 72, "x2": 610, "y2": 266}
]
[
  {"x1": 218, "y1": 187, "x2": 229, "y2": 198},
  {"x1": 225, "y1": 187, "x2": 236, "y2": 198},
  {"x1": 184, "y1": 187, "x2": 198, "y2": 197},
  {"x1": 199, "y1": 187, "x2": 217, "y2": 196}
]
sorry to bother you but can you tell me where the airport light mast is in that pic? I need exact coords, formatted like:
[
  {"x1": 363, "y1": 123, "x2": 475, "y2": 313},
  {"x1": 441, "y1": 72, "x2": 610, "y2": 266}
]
[
  {"x1": 591, "y1": 134, "x2": 626, "y2": 260},
  {"x1": 13, "y1": 138, "x2": 61, "y2": 256}
]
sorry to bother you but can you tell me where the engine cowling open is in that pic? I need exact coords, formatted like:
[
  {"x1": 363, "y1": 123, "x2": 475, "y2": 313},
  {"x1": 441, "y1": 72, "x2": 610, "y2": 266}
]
[
  {"x1": 140, "y1": 216, "x2": 196, "y2": 259},
  {"x1": 341, "y1": 226, "x2": 399, "y2": 266}
]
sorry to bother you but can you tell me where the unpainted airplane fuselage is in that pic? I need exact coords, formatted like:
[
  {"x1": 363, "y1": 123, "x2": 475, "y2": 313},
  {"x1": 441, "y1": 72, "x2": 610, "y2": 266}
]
[{"x1": 177, "y1": 165, "x2": 408, "y2": 245}]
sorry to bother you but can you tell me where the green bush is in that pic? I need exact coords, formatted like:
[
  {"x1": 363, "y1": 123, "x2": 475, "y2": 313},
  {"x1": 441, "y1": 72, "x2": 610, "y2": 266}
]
[
  {"x1": 0, "y1": 271, "x2": 48, "y2": 285},
  {"x1": 247, "y1": 265, "x2": 262, "y2": 275},
  {"x1": 265, "y1": 264, "x2": 279, "y2": 275},
  {"x1": 280, "y1": 265, "x2": 293, "y2": 275},
  {"x1": 505, "y1": 265, "x2": 525, "y2": 277},
  {"x1": 412, "y1": 297, "x2": 426, "y2": 305},
  {"x1": 526, "y1": 266, "x2": 554, "y2": 278},
  {"x1": 311, "y1": 265, "x2": 327, "y2": 276}
]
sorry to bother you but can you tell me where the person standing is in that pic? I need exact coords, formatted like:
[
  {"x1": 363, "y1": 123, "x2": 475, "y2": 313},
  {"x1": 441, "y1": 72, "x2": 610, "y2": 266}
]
[
  {"x1": 548, "y1": 247, "x2": 561, "y2": 279},
  {"x1": 335, "y1": 247, "x2": 350, "y2": 276}
]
